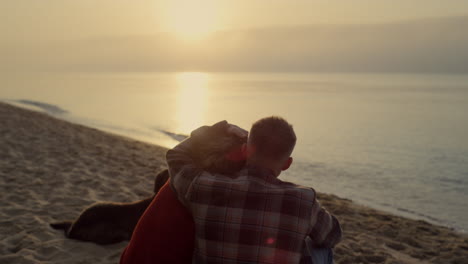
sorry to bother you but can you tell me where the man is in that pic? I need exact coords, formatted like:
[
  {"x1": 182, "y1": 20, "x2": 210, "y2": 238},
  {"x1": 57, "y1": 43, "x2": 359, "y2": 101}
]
[{"x1": 168, "y1": 117, "x2": 342, "y2": 263}]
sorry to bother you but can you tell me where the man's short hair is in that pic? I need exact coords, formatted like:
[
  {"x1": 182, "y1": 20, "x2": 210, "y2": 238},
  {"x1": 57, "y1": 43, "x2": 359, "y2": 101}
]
[{"x1": 248, "y1": 116, "x2": 296, "y2": 160}]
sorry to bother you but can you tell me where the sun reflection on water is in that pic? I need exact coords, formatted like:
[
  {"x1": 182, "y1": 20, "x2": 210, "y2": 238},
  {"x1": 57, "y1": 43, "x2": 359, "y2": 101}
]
[{"x1": 175, "y1": 72, "x2": 210, "y2": 133}]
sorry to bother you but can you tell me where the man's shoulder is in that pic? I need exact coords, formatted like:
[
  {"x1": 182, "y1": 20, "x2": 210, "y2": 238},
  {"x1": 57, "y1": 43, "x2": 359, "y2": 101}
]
[
  {"x1": 273, "y1": 178, "x2": 317, "y2": 198},
  {"x1": 194, "y1": 170, "x2": 317, "y2": 198}
]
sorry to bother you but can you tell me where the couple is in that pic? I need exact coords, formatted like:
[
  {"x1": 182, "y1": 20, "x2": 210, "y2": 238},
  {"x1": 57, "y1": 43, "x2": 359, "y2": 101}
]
[{"x1": 120, "y1": 117, "x2": 342, "y2": 264}]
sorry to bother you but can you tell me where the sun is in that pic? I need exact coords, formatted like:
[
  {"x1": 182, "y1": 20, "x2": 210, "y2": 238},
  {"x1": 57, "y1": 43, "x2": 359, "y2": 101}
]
[{"x1": 162, "y1": 0, "x2": 223, "y2": 41}]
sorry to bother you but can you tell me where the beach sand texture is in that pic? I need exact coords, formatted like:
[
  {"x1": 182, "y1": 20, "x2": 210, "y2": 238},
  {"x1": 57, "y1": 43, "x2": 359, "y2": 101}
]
[{"x1": 1, "y1": 102, "x2": 467, "y2": 264}]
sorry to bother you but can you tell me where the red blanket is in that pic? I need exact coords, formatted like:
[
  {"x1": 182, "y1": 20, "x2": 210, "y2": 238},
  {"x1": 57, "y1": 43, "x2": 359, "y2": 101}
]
[{"x1": 120, "y1": 181, "x2": 195, "y2": 264}]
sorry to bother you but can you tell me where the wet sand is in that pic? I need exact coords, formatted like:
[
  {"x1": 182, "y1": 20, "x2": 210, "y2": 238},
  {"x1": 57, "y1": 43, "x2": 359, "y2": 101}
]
[{"x1": 1, "y1": 102, "x2": 467, "y2": 264}]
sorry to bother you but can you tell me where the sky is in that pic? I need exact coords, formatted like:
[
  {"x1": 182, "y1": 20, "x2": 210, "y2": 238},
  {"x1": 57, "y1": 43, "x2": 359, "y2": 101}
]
[{"x1": 2, "y1": 0, "x2": 468, "y2": 73}]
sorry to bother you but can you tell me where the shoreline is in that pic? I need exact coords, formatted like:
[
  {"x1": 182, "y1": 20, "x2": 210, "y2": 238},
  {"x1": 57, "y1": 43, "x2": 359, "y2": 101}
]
[
  {"x1": 7, "y1": 98, "x2": 464, "y2": 233},
  {"x1": 1, "y1": 102, "x2": 467, "y2": 263}
]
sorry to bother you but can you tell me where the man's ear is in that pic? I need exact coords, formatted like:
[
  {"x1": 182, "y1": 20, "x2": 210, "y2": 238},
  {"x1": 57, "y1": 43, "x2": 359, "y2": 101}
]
[{"x1": 281, "y1": 157, "x2": 293, "y2": 171}]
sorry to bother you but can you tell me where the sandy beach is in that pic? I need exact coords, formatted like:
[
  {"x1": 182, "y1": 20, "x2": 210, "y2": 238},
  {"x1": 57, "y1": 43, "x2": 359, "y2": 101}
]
[{"x1": 1, "y1": 102, "x2": 467, "y2": 264}]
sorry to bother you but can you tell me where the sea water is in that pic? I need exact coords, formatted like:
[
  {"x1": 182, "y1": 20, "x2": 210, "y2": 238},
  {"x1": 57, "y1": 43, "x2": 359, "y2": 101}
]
[{"x1": 1, "y1": 72, "x2": 468, "y2": 232}]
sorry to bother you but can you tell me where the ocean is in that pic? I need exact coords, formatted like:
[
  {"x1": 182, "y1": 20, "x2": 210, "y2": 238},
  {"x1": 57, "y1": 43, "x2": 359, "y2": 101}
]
[{"x1": 1, "y1": 72, "x2": 468, "y2": 232}]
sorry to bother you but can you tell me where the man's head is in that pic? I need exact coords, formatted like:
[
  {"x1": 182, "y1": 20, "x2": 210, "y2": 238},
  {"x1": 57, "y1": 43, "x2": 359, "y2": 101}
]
[{"x1": 245, "y1": 116, "x2": 296, "y2": 176}]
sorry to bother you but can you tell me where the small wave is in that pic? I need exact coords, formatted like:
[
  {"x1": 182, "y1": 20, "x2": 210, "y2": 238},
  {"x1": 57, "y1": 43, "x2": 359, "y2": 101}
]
[
  {"x1": 393, "y1": 206, "x2": 459, "y2": 228},
  {"x1": 436, "y1": 176, "x2": 467, "y2": 186},
  {"x1": 154, "y1": 129, "x2": 188, "y2": 142},
  {"x1": 15, "y1": 100, "x2": 68, "y2": 115}
]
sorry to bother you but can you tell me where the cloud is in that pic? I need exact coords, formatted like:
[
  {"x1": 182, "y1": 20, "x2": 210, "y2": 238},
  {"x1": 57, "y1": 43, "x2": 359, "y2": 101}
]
[{"x1": 3, "y1": 16, "x2": 468, "y2": 73}]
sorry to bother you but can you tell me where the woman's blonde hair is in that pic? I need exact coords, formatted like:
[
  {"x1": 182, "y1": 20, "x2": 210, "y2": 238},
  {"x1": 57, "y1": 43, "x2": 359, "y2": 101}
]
[{"x1": 191, "y1": 124, "x2": 246, "y2": 174}]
